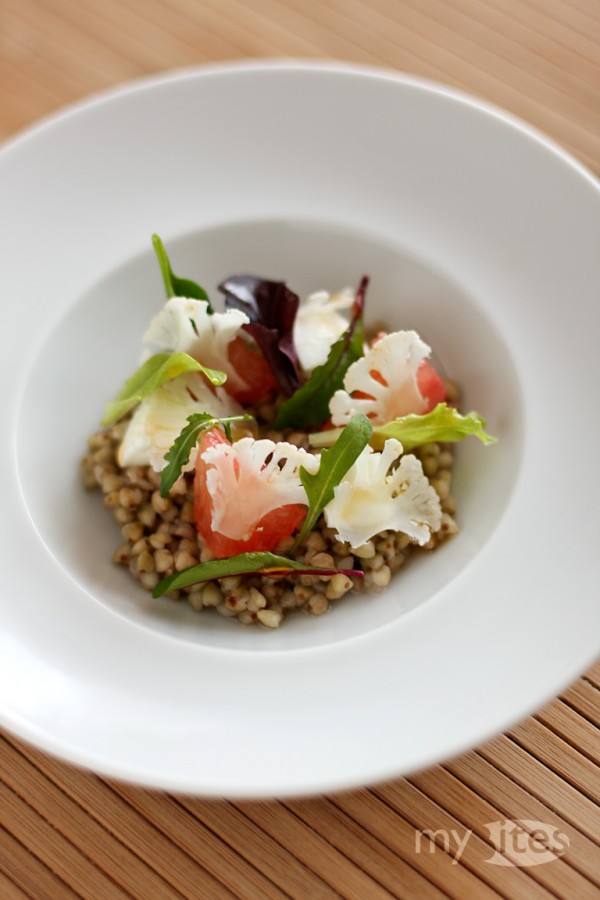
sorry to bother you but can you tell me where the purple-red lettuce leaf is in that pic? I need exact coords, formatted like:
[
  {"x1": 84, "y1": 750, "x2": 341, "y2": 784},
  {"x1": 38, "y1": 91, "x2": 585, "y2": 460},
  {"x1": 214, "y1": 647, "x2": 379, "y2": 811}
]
[{"x1": 219, "y1": 275, "x2": 300, "y2": 395}]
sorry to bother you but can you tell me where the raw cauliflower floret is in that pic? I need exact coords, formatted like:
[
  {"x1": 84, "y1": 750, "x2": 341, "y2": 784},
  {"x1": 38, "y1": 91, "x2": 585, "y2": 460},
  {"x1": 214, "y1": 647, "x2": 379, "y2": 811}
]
[
  {"x1": 142, "y1": 296, "x2": 250, "y2": 396},
  {"x1": 203, "y1": 438, "x2": 319, "y2": 541},
  {"x1": 293, "y1": 288, "x2": 354, "y2": 372},
  {"x1": 329, "y1": 330, "x2": 431, "y2": 426},
  {"x1": 118, "y1": 372, "x2": 243, "y2": 471},
  {"x1": 324, "y1": 438, "x2": 442, "y2": 548}
]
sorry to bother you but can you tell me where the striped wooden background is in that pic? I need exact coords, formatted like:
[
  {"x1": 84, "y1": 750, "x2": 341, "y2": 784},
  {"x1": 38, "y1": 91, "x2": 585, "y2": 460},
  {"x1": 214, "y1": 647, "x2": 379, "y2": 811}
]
[{"x1": 1, "y1": 0, "x2": 599, "y2": 897}]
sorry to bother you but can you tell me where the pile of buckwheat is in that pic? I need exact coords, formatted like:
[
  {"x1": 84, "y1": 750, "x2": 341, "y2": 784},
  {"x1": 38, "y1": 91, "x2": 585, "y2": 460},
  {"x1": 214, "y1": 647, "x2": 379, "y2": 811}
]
[{"x1": 81, "y1": 383, "x2": 460, "y2": 629}]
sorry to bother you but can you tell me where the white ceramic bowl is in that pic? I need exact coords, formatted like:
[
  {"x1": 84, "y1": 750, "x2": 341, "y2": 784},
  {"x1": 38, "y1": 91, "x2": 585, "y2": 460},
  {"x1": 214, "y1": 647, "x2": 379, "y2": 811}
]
[{"x1": 1, "y1": 61, "x2": 599, "y2": 796}]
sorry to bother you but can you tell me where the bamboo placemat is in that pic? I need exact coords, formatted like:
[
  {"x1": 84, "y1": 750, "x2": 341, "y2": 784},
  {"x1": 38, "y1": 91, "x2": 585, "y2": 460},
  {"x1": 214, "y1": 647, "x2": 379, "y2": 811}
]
[{"x1": 1, "y1": 1, "x2": 599, "y2": 897}]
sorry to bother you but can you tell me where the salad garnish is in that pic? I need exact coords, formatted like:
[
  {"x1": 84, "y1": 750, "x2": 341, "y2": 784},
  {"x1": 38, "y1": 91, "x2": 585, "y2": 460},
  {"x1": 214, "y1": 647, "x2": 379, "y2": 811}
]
[
  {"x1": 292, "y1": 287, "x2": 355, "y2": 372},
  {"x1": 152, "y1": 234, "x2": 211, "y2": 307},
  {"x1": 141, "y1": 296, "x2": 250, "y2": 398},
  {"x1": 274, "y1": 275, "x2": 367, "y2": 430},
  {"x1": 219, "y1": 275, "x2": 300, "y2": 395},
  {"x1": 291, "y1": 413, "x2": 373, "y2": 552},
  {"x1": 159, "y1": 412, "x2": 255, "y2": 498},
  {"x1": 153, "y1": 551, "x2": 362, "y2": 598},
  {"x1": 310, "y1": 403, "x2": 496, "y2": 451},
  {"x1": 83, "y1": 234, "x2": 497, "y2": 628},
  {"x1": 196, "y1": 431, "x2": 319, "y2": 557},
  {"x1": 329, "y1": 329, "x2": 440, "y2": 425},
  {"x1": 324, "y1": 439, "x2": 442, "y2": 549},
  {"x1": 102, "y1": 352, "x2": 226, "y2": 426}
]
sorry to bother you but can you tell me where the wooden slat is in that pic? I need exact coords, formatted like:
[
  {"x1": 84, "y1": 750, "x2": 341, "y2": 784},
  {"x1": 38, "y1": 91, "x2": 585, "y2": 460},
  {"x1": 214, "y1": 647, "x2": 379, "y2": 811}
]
[
  {"x1": 0, "y1": 866, "x2": 29, "y2": 900},
  {"x1": 444, "y1": 754, "x2": 600, "y2": 896},
  {"x1": 5, "y1": 736, "x2": 232, "y2": 900},
  {"x1": 2, "y1": 0, "x2": 141, "y2": 85},
  {"x1": 176, "y1": 797, "x2": 339, "y2": 899},
  {"x1": 479, "y1": 734, "x2": 600, "y2": 847},
  {"x1": 176, "y1": 0, "x2": 394, "y2": 65},
  {"x1": 331, "y1": 789, "x2": 502, "y2": 899},
  {"x1": 110, "y1": 784, "x2": 286, "y2": 898},
  {"x1": 373, "y1": 779, "x2": 554, "y2": 900},
  {"x1": 584, "y1": 659, "x2": 600, "y2": 689},
  {"x1": 561, "y1": 679, "x2": 600, "y2": 724},
  {"x1": 410, "y1": 765, "x2": 598, "y2": 898},
  {"x1": 0, "y1": 780, "x2": 128, "y2": 900},
  {"x1": 114, "y1": 0, "x2": 293, "y2": 59},
  {"x1": 508, "y1": 718, "x2": 600, "y2": 806},
  {"x1": 282, "y1": 795, "x2": 447, "y2": 899},
  {"x1": 536, "y1": 701, "x2": 600, "y2": 765},
  {"x1": 0, "y1": 740, "x2": 179, "y2": 899},
  {"x1": 426, "y1": 0, "x2": 598, "y2": 82},
  {"x1": 234, "y1": 800, "x2": 396, "y2": 900},
  {"x1": 375, "y1": 0, "x2": 599, "y2": 110},
  {"x1": 0, "y1": 56, "x2": 69, "y2": 141},
  {"x1": 524, "y1": 0, "x2": 600, "y2": 36},
  {"x1": 0, "y1": 826, "x2": 79, "y2": 900},
  {"x1": 463, "y1": 0, "x2": 600, "y2": 75}
]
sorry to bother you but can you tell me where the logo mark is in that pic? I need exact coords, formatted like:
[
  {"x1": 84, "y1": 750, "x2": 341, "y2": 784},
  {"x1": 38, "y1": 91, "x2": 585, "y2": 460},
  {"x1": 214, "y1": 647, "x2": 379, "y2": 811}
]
[
  {"x1": 483, "y1": 820, "x2": 570, "y2": 867},
  {"x1": 415, "y1": 819, "x2": 570, "y2": 867}
]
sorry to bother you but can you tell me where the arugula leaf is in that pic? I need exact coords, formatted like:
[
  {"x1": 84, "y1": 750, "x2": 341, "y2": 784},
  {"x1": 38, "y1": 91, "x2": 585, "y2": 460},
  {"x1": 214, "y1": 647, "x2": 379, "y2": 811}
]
[
  {"x1": 152, "y1": 234, "x2": 212, "y2": 310},
  {"x1": 274, "y1": 276, "x2": 368, "y2": 430},
  {"x1": 219, "y1": 275, "x2": 300, "y2": 396},
  {"x1": 102, "y1": 352, "x2": 226, "y2": 426},
  {"x1": 159, "y1": 412, "x2": 254, "y2": 497},
  {"x1": 291, "y1": 413, "x2": 373, "y2": 552},
  {"x1": 153, "y1": 552, "x2": 307, "y2": 597},
  {"x1": 371, "y1": 403, "x2": 497, "y2": 451}
]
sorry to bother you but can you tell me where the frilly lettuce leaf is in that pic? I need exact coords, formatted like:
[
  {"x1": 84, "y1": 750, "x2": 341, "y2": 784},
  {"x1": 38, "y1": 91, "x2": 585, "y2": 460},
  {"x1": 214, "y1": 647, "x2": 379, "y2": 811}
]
[
  {"x1": 102, "y1": 352, "x2": 226, "y2": 426},
  {"x1": 309, "y1": 403, "x2": 496, "y2": 451},
  {"x1": 371, "y1": 403, "x2": 497, "y2": 450}
]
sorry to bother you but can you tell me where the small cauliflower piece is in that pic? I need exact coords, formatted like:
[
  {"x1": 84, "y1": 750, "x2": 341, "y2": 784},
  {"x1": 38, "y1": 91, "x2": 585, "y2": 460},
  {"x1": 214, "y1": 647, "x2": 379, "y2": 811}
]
[
  {"x1": 324, "y1": 438, "x2": 442, "y2": 549},
  {"x1": 118, "y1": 372, "x2": 243, "y2": 471},
  {"x1": 142, "y1": 296, "x2": 250, "y2": 396},
  {"x1": 293, "y1": 288, "x2": 354, "y2": 372},
  {"x1": 203, "y1": 438, "x2": 319, "y2": 541},
  {"x1": 329, "y1": 330, "x2": 431, "y2": 426}
]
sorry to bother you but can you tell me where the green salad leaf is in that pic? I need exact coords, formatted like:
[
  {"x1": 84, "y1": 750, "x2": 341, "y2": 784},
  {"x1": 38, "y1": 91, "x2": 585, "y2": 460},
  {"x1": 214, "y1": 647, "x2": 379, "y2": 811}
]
[
  {"x1": 152, "y1": 234, "x2": 212, "y2": 309},
  {"x1": 291, "y1": 413, "x2": 373, "y2": 552},
  {"x1": 102, "y1": 352, "x2": 226, "y2": 426},
  {"x1": 159, "y1": 412, "x2": 254, "y2": 497},
  {"x1": 309, "y1": 403, "x2": 497, "y2": 451},
  {"x1": 274, "y1": 276, "x2": 368, "y2": 430},
  {"x1": 153, "y1": 552, "x2": 308, "y2": 597},
  {"x1": 371, "y1": 403, "x2": 497, "y2": 451},
  {"x1": 153, "y1": 551, "x2": 362, "y2": 598}
]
